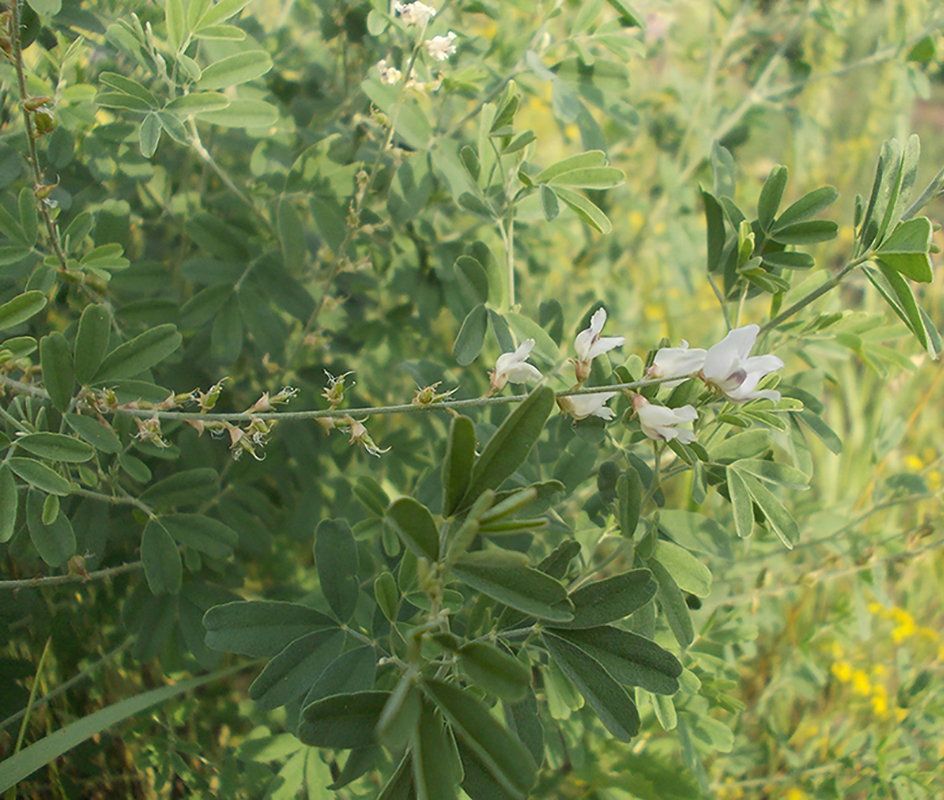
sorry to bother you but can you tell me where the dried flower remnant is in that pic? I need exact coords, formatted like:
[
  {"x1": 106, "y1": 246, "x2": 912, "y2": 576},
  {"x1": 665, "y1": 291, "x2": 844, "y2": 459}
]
[
  {"x1": 344, "y1": 417, "x2": 390, "y2": 457},
  {"x1": 322, "y1": 370, "x2": 353, "y2": 409},
  {"x1": 134, "y1": 416, "x2": 169, "y2": 448}
]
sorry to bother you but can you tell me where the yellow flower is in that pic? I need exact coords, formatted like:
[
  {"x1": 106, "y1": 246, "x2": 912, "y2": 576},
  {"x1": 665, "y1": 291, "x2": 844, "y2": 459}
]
[
  {"x1": 868, "y1": 602, "x2": 884, "y2": 615},
  {"x1": 851, "y1": 670, "x2": 871, "y2": 696},
  {"x1": 872, "y1": 694, "x2": 888, "y2": 715},
  {"x1": 831, "y1": 661, "x2": 853, "y2": 682},
  {"x1": 904, "y1": 455, "x2": 924, "y2": 471},
  {"x1": 871, "y1": 664, "x2": 886, "y2": 678},
  {"x1": 786, "y1": 789, "x2": 807, "y2": 800},
  {"x1": 928, "y1": 471, "x2": 942, "y2": 491}
]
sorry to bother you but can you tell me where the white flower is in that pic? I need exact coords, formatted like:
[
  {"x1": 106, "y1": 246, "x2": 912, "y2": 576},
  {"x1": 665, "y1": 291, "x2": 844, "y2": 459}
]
[
  {"x1": 561, "y1": 392, "x2": 618, "y2": 421},
  {"x1": 377, "y1": 58, "x2": 402, "y2": 85},
  {"x1": 648, "y1": 339, "x2": 707, "y2": 387},
  {"x1": 702, "y1": 324, "x2": 784, "y2": 403},
  {"x1": 425, "y1": 31, "x2": 457, "y2": 61},
  {"x1": 488, "y1": 339, "x2": 543, "y2": 394},
  {"x1": 572, "y1": 307, "x2": 625, "y2": 383},
  {"x1": 394, "y1": 1, "x2": 436, "y2": 26},
  {"x1": 633, "y1": 395, "x2": 698, "y2": 443}
]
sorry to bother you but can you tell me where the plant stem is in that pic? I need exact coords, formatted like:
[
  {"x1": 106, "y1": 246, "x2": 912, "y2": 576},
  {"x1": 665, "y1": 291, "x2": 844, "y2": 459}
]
[{"x1": 0, "y1": 560, "x2": 143, "y2": 591}]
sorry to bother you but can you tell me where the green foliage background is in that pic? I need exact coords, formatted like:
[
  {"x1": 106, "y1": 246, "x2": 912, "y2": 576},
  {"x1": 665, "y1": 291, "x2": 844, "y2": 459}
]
[{"x1": 1, "y1": 0, "x2": 943, "y2": 797}]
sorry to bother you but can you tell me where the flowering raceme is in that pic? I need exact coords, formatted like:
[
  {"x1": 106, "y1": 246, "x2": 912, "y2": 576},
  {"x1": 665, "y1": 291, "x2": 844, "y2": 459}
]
[
  {"x1": 633, "y1": 395, "x2": 698, "y2": 443},
  {"x1": 376, "y1": 58, "x2": 402, "y2": 85},
  {"x1": 425, "y1": 32, "x2": 457, "y2": 61},
  {"x1": 488, "y1": 339, "x2": 543, "y2": 394},
  {"x1": 572, "y1": 308, "x2": 625, "y2": 383}
]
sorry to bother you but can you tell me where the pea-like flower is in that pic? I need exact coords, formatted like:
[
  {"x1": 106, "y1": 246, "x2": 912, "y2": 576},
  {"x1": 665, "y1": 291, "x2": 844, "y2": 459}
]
[
  {"x1": 633, "y1": 395, "x2": 698, "y2": 443},
  {"x1": 394, "y1": 1, "x2": 436, "y2": 26},
  {"x1": 572, "y1": 307, "x2": 625, "y2": 383},
  {"x1": 648, "y1": 339, "x2": 707, "y2": 387},
  {"x1": 488, "y1": 339, "x2": 543, "y2": 394},
  {"x1": 702, "y1": 324, "x2": 783, "y2": 403},
  {"x1": 425, "y1": 31, "x2": 457, "y2": 61},
  {"x1": 376, "y1": 58, "x2": 402, "y2": 85},
  {"x1": 559, "y1": 391, "x2": 618, "y2": 421}
]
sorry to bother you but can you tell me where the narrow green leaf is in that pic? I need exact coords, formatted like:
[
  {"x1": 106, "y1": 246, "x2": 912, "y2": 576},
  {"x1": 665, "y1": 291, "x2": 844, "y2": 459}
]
[
  {"x1": 862, "y1": 262, "x2": 929, "y2": 353},
  {"x1": 414, "y1": 701, "x2": 460, "y2": 800},
  {"x1": 73, "y1": 304, "x2": 111, "y2": 384},
  {"x1": 504, "y1": 312, "x2": 560, "y2": 364},
  {"x1": 25, "y1": 489, "x2": 74, "y2": 566},
  {"x1": 540, "y1": 185, "x2": 559, "y2": 221},
  {"x1": 92, "y1": 324, "x2": 182, "y2": 382},
  {"x1": 546, "y1": 166, "x2": 624, "y2": 189},
  {"x1": 18, "y1": 187, "x2": 38, "y2": 247},
  {"x1": 99, "y1": 72, "x2": 158, "y2": 107},
  {"x1": 0, "y1": 465, "x2": 17, "y2": 543},
  {"x1": 298, "y1": 690, "x2": 392, "y2": 749},
  {"x1": 140, "y1": 468, "x2": 219, "y2": 507},
  {"x1": 141, "y1": 520, "x2": 183, "y2": 595},
  {"x1": 9, "y1": 458, "x2": 72, "y2": 496},
  {"x1": 193, "y1": 23, "x2": 247, "y2": 40},
  {"x1": 196, "y1": 50, "x2": 272, "y2": 90},
  {"x1": 157, "y1": 110, "x2": 189, "y2": 143},
  {"x1": 204, "y1": 600, "x2": 336, "y2": 657},
  {"x1": 64, "y1": 414, "x2": 122, "y2": 453},
  {"x1": 304, "y1": 646, "x2": 378, "y2": 710},
  {"x1": 534, "y1": 151, "x2": 607, "y2": 183},
  {"x1": 650, "y1": 559, "x2": 694, "y2": 648},
  {"x1": 652, "y1": 541, "x2": 712, "y2": 597},
  {"x1": 739, "y1": 472, "x2": 799, "y2": 549},
  {"x1": 556, "y1": 569, "x2": 657, "y2": 629},
  {"x1": 617, "y1": 466, "x2": 642, "y2": 539},
  {"x1": 771, "y1": 185, "x2": 839, "y2": 231},
  {"x1": 875, "y1": 216, "x2": 934, "y2": 282},
  {"x1": 423, "y1": 678, "x2": 536, "y2": 799},
  {"x1": 760, "y1": 250, "x2": 814, "y2": 270},
  {"x1": 727, "y1": 467, "x2": 754, "y2": 539},
  {"x1": 386, "y1": 497, "x2": 439, "y2": 562},
  {"x1": 796, "y1": 410, "x2": 842, "y2": 455},
  {"x1": 709, "y1": 429, "x2": 772, "y2": 463},
  {"x1": 161, "y1": 514, "x2": 238, "y2": 560},
  {"x1": 374, "y1": 572, "x2": 399, "y2": 621},
  {"x1": 454, "y1": 304, "x2": 488, "y2": 366},
  {"x1": 552, "y1": 186, "x2": 612, "y2": 233},
  {"x1": 195, "y1": 0, "x2": 253, "y2": 28},
  {"x1": 769, "y1": 219, "x2": 838, "y2": 245},
  {"x1": 452, "y1": 560, "x2": 573, "y2": 623},
  {"x1": 541, "y1": 632, "x2": 640, "y2": 742},
  {"x1": 165, "y1": 92, "x2": 230, "y2": 115},
  {"x1": 249, "y1": 629, "x2": 344, "y2": 710},
  {"x1": 443, "y1": 415, "x2": 476, "y2": 517},
  {"x1": 139, "y1": 113, "x2": 162, "y2": 158},
  {"x1": 454, "y1": 256, "x2": 489, "y2": 306},
  {"x1": 757, "y1": 165, "x2": 788, "y2": 231},
  {"x1": 461, "y1": 385, "x2": 555, "y2": 508},
  {"x1": 165, "y1": 0, "x2": 186, "y2": 50},
  {"x1": 458, "y1": 642, "x2": 530, "y2": 701},
  {"x1": 95, "y1": 92, "x2": 153, "y2": 111},
  {"x1": 378, "y1": 752, "x2": 414, "y2": 800},
  {"x1": 736, "y1": 459, "x2": 810, "y2": 489},
  {"x1": 315, "y1": 518, "x2": 360, "y2": 621},
  {"x1": 14, "y1": 433, "x2": 94, "y2": 463},
  {"x1": 39, "y1": 332, "x2": 73, "y2": 412}
]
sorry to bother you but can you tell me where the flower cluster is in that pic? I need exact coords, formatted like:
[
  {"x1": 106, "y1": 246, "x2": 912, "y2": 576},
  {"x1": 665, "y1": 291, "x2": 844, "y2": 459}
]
[
  {"x1": 394, "y1": 1, "x2": 436, "y2": 26},
  {"x1": 486, "y1": 312, "x2": 784, "y2": 445},
  {"x1": 425, "y1": 31, "x2": 457, "y2": 61}
]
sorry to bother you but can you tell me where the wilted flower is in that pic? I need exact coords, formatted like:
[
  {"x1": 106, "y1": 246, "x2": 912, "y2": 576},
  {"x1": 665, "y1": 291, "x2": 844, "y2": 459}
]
[
  {"x1": 133, "y1": 416, "x2": 169, "y2": 448},
  {"x1": 345, "y1": 417, "x2": 391, "y2": 457},
  {"x1": 559, "y1": 391, "x2": 618, "y2": 421},
  {"x1": 394, "y1": 1, "x2": 436, "y2": 26},
  {"x1": 648, "y1": 339, "x2": 707, "y2": 387},
  {"x1": 633, "y1": 395, "x2": 698, "y2": 443},
  {"x1": 573, "y1": 308, "x2": 625, "y2": 383},
  {"x1": 413, "y1": 382, "x2": 459, "y2": 406},
  {"x1": 425, "y1": 31, "x2": 457, "y2": 61},
  {"x1": 377, "y1": 58, "x2": 402, "y2": 85},
  {"x1": 488, "y1": 339, "x2": 543, "y2": 394},
  {"x1": 196, "y1": 378, "x2": 228, "y2": 412},
  {"x1": 322, "y1": 370, "x2": 353, "y2": 408},
  {"x1": 702, "y1": 324, "x2": 783, "y2": 403},
  {"x1": 248, "y1": 387, "x2": 298, "y2": 413}
]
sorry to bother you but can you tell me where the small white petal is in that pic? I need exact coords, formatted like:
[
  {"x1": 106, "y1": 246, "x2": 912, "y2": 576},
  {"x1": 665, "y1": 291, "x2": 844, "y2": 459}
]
[
  {"x1": 568, "y1": 392, "x2": 618, "y2": 420},
  {"x1": 589, "y1": 307, "x2": 607, "y2": 336},
  {"x1": 586, "y1": 335, "x2": 626, "y2": 360},
  {"x1": 634, "y1": 396, "x2": 698, "y2": 442},
  {"x1": 503, "y1": 363, "x2": 543, "y2": 384},
  {"x1": 651, "y1": 343, "x2": 707, "y2": 380}
]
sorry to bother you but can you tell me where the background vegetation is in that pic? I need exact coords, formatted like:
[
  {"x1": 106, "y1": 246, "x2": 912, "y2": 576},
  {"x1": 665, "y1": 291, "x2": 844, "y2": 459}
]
[{"x1": 1, "y1": 0, "x2": 943, "y2": 797}]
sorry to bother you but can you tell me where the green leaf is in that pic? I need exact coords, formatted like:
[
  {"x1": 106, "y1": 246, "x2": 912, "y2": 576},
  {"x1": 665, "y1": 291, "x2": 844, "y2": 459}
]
[
  {"x1": 760, "y1": 250, "x2": 814, "y2": 270},
  {"x1": 386, "y1": 498, "x2": 440, "y2": 562},
  {"x1": 0, "y1": 666, "x2": 243, "y2": 792},
  {"x1": 652, "y1": 541, "x2": 712, "y2": 597},
  {"x1": 39, "y1": 332, "x2": 73, "y2": 413},
  {"x1": 361, "y1": 79, "x2": 432, "y2": 150},
  {"x1": 875, "y1": 216, "x2": 934, "y2": 282},
  {"x1": 544, "y1": 626, "x2": 682, "y2": 695},
  {"x1": 73, "y1": 304, "x2": 111, "y2": 384},
  {"x1": 25, "y1": 489, "x2": 74, "y2": 566},
  {"x1": 414, "y1": 701, "x2": 460, "y2": 800},
  {"x1": 709, "y1": 429, "x2": 772, "y2": 463},
  {"x1": 504, "y1": 312, "x2": 560, "y2": 364},
  {"x1": 304, "y1": 646, "x2": 378, "y2": 708},
  {"x1": 96, "y1": 92, "x2": 153, "y2": 111},
  {"x1": 315, "y1": 518, "x2": 361, "y2": 621},
  {"x1": 795, "y1": 410, "x2": 842, "y2": 455},
  {"x1": 541, "y1": 632, "x2": 640, "y2": 742},
  {"x1": 249, "y1": 629, "x2": 344, "y2": 710},
  {"x1": 18, "y1": 188, "x2": 38, "y2": 247},
  {"x1": 92, "y1": 324, "x2": 182, "y2": 382},
  {"x1": 196, "y1": 50, "x2": 273, "y2": 90},
  {"x1": 757, "y1": 165, "x2": 788, "y2": 231},
  {"x1": 140, "y1": 468, "x2": 219, "y2": 507},
  {"x1": 64, "y1": 414, "x2": 121, "y2": 453},
  {"x1": 461, "y1": 385, "x2": 555, "y2": 508},
  {"x1": 454, "y1": 256, "x2": 489, "y2": 306},
  {"x1": 442, "y1": 416, "x2": 476, "y2": 517},
  {"x1": 551, "y1": 186, "x2": 612, "y2": 234},
  {"x1": 769, "y1": 219, "x2": 838, "y2": 245},
  {"x1": 604, "y1": 0, "x2": 643, "y2": 24},
  {"x1": 378, "y1": 752, "x2": 414, "y2": 800},
  {"x1": 9, "y1": 458, "x2": 72, "y2": 496},
  {"x1": 736, "y1": 459, "x2": 810, "y2": 489},
  {"x1": 165, "y1": 0, "x2": 186, "y2": 50},
  {"x1": 193, "y1": 24, "x2": 247, "y2": 40},
  {"x1": 727, "y1": 467, "x2": 754, "y2": 539},
  {"x1": 376, "y1": 675, "x2": 422, "y2": 749},
  {"x1": 141, "y1": 520, "x2": 183, "y2": 595},
  {"x1": 771, "y1": 185, "x2": 839, "y2": 230},
  {"x1": 204, "y1": 600, "x2": 336, "y2": 657},
  {"x1": 423, "y1": 678, "x2": 536, "y2": 799},
  {"x1": 454, "y1": 304, "x2": 488, "y2": 366},
  {"x1": 298, "y1": 691, "x2": 391, "y2": 749},
  {"x1": 862, "y1": 262, "x2": 931, "y2": 354},
  {"x1": 540, "y1": 185, "x2": 559, "y2": 221},
  {"x1": 617, "y1": 466, "x2": 642, "y2": 539},
  {"x1": 165, "y1": 92, "x2": 230, "y2": 115},
  {"x1": 161, "y1": 514, "x2": 238, "y2": 560},
  {"x1": 0, "y1": 465, "x2": 16, "y2": 543},
  {"x1": 739, "y1": 472, "x2": 799, "y2": 549},
  {"x1": 650, "y1": 560, "x2": 694, "y2": 648},
  {"x1": 157, "y1": 110, "x2": 189, "y2": 143},
  {"x1": 374, "y1": 572, "x2": 398, "y2": 621},
  {"x1": 546, "y1": 166, "x2": 624, "y2": 189},
  {"x1": 458, "y1": 642, "x2": 531, "y2": 701},
  {"x1": 452, "y1": 560, "x2": 573, "y2": 623},
  {"x1": 139, "y1": 113, "x2": 162, "y2": 158},
  {"x1": 14, "y1": 433, "x2": 94, "y2": 463},
  {"x1": 26, "y1": 0, "x2": 60, "y2": 15},
  {"x1": 535, "y1": 151, "x2": 607, "y2": 183},
  {"x1": 556, "y1": 569, "x2": 657, "y2": 629},
  {"x1": 99, "y1": 72, "x2": 158, "y2": 107},
  {"x1": 196, "y1": 0, "x2": 254, "y2": 29}
]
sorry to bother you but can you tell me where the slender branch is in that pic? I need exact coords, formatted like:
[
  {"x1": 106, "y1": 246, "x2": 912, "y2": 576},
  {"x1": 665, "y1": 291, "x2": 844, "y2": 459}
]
[
  {"x1": 70, "y1": 486, "x2": 155, "y2": 517},
  {"x1": 0, "y1": 560, "x2": 143, "y2": 591}
]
